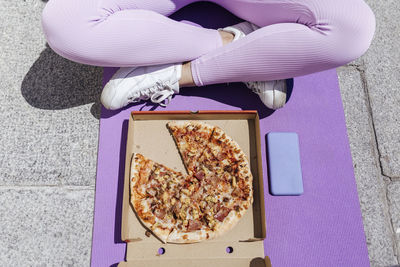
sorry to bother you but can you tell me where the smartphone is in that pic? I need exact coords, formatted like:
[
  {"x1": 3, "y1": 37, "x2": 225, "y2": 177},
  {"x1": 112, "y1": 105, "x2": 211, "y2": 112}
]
[{"x1": 267, "y1": 132, "x2": 304, "y2": 196}]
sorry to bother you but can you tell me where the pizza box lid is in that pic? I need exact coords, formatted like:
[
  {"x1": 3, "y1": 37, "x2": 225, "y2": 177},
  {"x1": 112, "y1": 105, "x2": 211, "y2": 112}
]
[{"x1": 119, "y1": 110, "x2": 268, "y2": 266}]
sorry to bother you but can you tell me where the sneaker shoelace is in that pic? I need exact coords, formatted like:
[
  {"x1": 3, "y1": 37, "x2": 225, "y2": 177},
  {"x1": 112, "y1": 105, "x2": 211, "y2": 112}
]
[
  {"x1": 246, "y1": 80, "x2": 278, "y2": 94},
  {"x1": 127, "y1": 80, "x2": 175, "y2": 107},
  {"x1": 246, "y1": 81, "x2": 259, "y2": 94}
]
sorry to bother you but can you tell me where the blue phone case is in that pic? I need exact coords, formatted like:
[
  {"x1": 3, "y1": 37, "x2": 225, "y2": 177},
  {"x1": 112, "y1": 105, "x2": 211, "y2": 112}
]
[{"x1": 267, "y1": 132, "x2": 304, "y2": 196}]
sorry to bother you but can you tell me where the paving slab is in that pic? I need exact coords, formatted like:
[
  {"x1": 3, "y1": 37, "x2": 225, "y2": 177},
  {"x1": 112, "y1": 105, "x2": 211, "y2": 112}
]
[
  {"x1": 0, "y1": 0, "x2": 102, "y2": 186},
  {"x1": 388, "y1": 181, "x2": 400, "y2": 263},
  {"x1": 361, "y1": 0, "x2": 400, "y2": 178},
  {"x1": 337, "y1": 66, "x2": 398, "y2": 266},
  {"x1": 0, "y1": 187, "x2": 94, "y2": 266}
]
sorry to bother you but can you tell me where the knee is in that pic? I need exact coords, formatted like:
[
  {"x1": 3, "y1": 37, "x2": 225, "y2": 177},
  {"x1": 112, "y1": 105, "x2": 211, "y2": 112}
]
[
  {"x1": 337, "y1": 1, "x2": 376, "y2": 63},
  {"x1": 41, "y1": 0, "x2": 95, "y2": 63},
  {"x1": 42, "y1": 0, "x2": 68, "y2": 54}
]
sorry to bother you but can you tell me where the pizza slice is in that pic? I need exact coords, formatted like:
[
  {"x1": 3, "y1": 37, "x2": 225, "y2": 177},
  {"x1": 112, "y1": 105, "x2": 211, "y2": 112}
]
[
  {"x1": 167, "y1": 121, "x2": 215, "y2": 176},
  {"x1": 130, "y1": 153, "x2": 156, "y2": 230},
  {"x1": 130, "y1": 153, "x2": 185, "y2": 243},
  {"x1": 204, "y1": 126, "x2": 252, "y2": 204},
  {"x1": 192, "y1": 127, "x2": 254, "y2": 235}
]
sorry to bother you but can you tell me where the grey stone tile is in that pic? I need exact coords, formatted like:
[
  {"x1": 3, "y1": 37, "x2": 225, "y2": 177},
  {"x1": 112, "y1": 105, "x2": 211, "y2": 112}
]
[
  {"x1": 0, "y1": 187, "x2": 94, "y2": 266},
  {"x1": 337, "y1": 66, "x2": 398, "y2": 266},
  {"x1": 388, "y1": 181, "x2": 400, "y2": 263},
  {"x1": 361, "y1": 0, "x2": 400, "y2": 178},
  {"x1": 0, "y1": 0, "x2": 102, "y2": 186}
]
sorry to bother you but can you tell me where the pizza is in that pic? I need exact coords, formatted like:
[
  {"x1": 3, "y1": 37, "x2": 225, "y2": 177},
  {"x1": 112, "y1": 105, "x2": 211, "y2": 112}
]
[{"x1": 130, "y1": 121, "x2": 253, "y2": 243}]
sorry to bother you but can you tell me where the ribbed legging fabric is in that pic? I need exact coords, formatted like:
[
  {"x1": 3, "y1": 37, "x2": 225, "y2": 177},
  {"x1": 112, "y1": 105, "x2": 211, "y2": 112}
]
[{"x1": 41, "y1": 0, "x2": 375, "y2": 86}]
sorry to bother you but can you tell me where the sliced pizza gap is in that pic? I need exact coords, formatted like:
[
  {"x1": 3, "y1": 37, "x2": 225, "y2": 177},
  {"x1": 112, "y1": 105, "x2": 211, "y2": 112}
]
[{"x1": 167, "y1": 121, "x2": 216, "y2": 176}]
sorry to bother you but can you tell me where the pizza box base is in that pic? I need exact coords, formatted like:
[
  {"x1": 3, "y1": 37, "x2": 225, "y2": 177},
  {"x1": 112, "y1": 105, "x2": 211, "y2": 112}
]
[{"x1": 119, "y1": 110, "x2": 268, "y2": 267}]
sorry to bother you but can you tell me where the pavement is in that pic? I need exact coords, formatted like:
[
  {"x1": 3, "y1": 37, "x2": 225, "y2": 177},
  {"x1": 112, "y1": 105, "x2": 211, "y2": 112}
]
[{"x1": 0, "y1": 0, "x2": 399, "y2": 266}]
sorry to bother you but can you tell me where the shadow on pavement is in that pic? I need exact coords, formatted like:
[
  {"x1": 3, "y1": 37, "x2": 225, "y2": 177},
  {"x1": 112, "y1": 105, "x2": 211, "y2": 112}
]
[{"x1": 21, "y1": 44, "x2": 103, "y2": 119}]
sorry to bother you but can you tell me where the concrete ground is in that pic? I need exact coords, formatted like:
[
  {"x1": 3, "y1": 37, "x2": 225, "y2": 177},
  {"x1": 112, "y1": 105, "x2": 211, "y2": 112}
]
[{"x1": 0, "y1": 0, "x2": 399, "y2": 266}]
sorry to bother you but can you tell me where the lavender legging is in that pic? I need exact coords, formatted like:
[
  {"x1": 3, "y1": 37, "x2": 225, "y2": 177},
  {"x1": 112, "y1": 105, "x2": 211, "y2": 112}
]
[{"x1": 41, "y1": 0, "x2": 375, "y2": 87}]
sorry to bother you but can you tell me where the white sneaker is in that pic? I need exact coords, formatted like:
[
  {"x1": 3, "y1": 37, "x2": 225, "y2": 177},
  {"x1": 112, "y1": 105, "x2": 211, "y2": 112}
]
[
  {"x1": 245, "y1": 80, "x2": 287, "y2": 110},
  {"x1": 220, "y1": 21, "x2": 288, "y2": 110},
  {"x1": 101, "y1": 63, "x2": 182, "y2": 110}
]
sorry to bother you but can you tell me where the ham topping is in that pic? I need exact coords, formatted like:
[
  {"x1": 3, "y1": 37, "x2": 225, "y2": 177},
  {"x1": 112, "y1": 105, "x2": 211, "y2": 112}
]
[
  {"x1": 154, "y1": 209, "x2": 166, "y2": 220},
  {"x1": 217, "y1": 152, "x2": 228, "y2": 161},
  {"x1": 214, "y1": 207, "x2": 231, "y2": 222},
  {"x1": 194, "y1": 171, "x2": 205, "y2": 181},
  {"x1": 205, "y1": 174, "x2": 218, "y2": 185},
  {"x1": 231, "y1": 187, "x2": 241, "y2": 198},
  {"x1": 187, "y1": 219, "x2": 202, "y2": 231}
]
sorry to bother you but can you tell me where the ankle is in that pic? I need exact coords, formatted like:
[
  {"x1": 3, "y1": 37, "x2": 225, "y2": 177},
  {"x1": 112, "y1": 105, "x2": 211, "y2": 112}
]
[
  {"x1": 179, "y1": 61, "x2": 196, "y2": 88},
  {"x1": 218, "y1": 29, "x2": 235, "y2": 46}
]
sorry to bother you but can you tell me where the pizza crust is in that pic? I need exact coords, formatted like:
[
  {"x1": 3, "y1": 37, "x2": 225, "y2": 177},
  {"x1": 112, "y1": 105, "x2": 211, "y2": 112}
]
[
  {"x1": 167, "y1": 228, "x2": 214, "y2": 244},
  {"x1": 167, "y1": 120, "x2": 214, "y2": 133},
  {"x1": 130, "y1": 153, "x2": 154, "y2": 195},
  {"x1": 212, "y1": 208, "x2": 248, "y2": 240},
  {"x1": 130, "y1": 153, "x2": 157, "y2": 231},
  {"x1": 151, "y1": 224, "x2": 172, "y2": 244},
  {"x1": 132, "y1": 198, "x2": 155, "y2": 230}
]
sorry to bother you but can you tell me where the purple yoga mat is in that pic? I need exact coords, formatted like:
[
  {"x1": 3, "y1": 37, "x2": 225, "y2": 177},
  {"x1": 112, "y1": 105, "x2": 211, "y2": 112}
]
[{"x1": 90, "y1": 2, "x2": 369, "y2": 266}]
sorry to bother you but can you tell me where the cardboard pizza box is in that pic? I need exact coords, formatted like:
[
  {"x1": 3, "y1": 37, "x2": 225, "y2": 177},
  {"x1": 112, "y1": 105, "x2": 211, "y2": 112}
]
[{"x1": 119, "y1": 110, "x2": 269, "y2": 267}]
